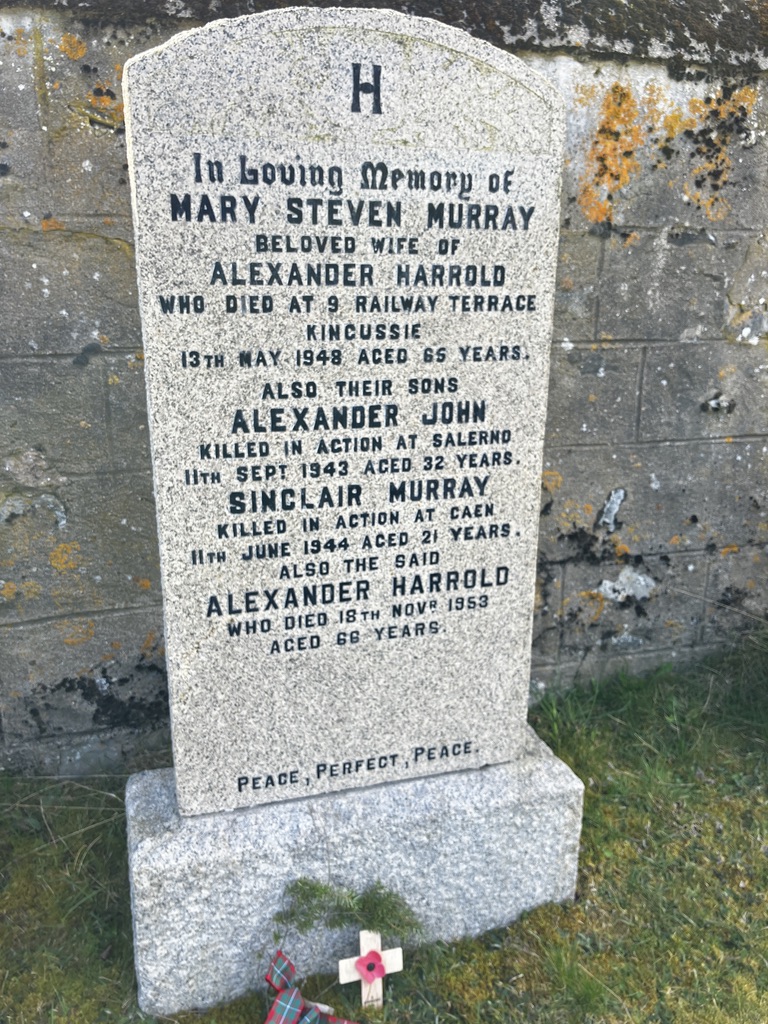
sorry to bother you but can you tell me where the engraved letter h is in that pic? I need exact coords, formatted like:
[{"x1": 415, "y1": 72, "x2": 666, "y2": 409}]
[{"x1": 352, "y1": 63, "x2": 382, "y2": 114}]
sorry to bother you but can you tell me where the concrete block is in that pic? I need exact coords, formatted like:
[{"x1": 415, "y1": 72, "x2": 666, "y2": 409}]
[
  {"x1": 723, "y1": 232, "x2": 768, "y2": 346},
  {"x1": 0, "y1": 606, "x2": 165, "y2": 746},
  {"x1": 536, "y1": 643, "x2": 725, "y2": 694},
  {"x1": 0, "y1": 352, "x2": 150, "y2": 481},
  {"x1": 603, "y1": 124, "x2": 768, "y2": 233},
  {"x1": 552, "y1": 230, "x2": 600, "y2": 342},
  {"x1": 557, "y1": 552, "x2": 708, "y2": 658},
  {"x1": 1, "y1": 721, "x2": 171, "y2": 775},
  {"x1": 126, "y1": 730, "x2": 583, "y2": 1016},
  {"x1": 103, "y1": 353, "x2": 152, "y2": 472},
  {"x1": 0, "y1": 129, "x2": 53, "y2": 227},
  {"x1": 0, "y1": 356, "x2": 112, "y2": 474},
  {"x1": 545, "y1": 343, "x2": 642, "y2": 445},
  {"x1": 46, "y1": 130, "x2": 132, "y2": 222},
  {"x1": 0, "y1": 14, "x2": 40, "y2": 127},
  {"x1": 0, "y1": 229, "x2": 140, "y2": 356},
  {"x1": 639, "y1": 340, "x2": 768, "y2": 441},
  {"x1": 597, "y1": 229, "x2": 753, "y2": 342},
  {"x1": 703, "y1": 545, "x2": 768, "y2": 641},
  {"x1": 0, "y1": 472, "x2": 160, "y2": 627},
  {"x1": 540, "y1": 440, "x2": 768, "y2": 560},
  {"x1": 532, "y1": 560, "x2": 564, "y2": 663},
  {"x1": 535, "y1": 59, "x2": 768, "y2": 234}
]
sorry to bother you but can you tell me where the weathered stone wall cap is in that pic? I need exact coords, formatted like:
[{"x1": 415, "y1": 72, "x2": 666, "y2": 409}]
[{"x1": 6, "y1": 1, "x2": 767, "y2": 73}]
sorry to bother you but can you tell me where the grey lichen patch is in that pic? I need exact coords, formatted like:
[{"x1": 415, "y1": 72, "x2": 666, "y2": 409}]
[
  {"x1": 0, "y1": 495, "x2": 29, "y2": 524},
  {"x1": 725, "y1": 234, "x2": 768, "y2": 346},
  {"x1": 597, "y1": 566, "x2": 656, "y2": 603},
  {"x1": 700, "y1": 391, "x2": 736, "y2": 415},
  {"x1": 0, "y1": 491, "x2": 67, "y2": 527},
  {"x1": 597, "y1": 487, "x2": 626, "y2": 532},
  {"x1": 4, "y1": 449, "x2": 66, "y2": 489}
]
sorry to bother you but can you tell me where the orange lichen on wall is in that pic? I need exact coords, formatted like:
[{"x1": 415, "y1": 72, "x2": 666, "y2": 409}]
[
  {"x1": 55, "y1": 618, "x2": 96, "y2": 646},
  {"x1": 140, "y1": 629, "x2": 165, "y2": 659},
  {"x1": 11, "y1": 27, "x2": 27, "y2": 57},
  {"x1": 542, "y1": 469, "x2": 563, "y2": 494},
  {"x1": 1, "y1": 580, "x2": 42, "y2": 602},
  {"x1": 41, "y1": 216, "x2": 65, "y2": 232},
  {"x1": 661, "y1": 107, "x2": 697, "y2": 141},
  {"x1": 87, "y1": 77, "x2": 124, "y2": 129},
  {"x1": 578, "y1": 590, "x2": 605, "y2": 623},
  {"x1": 557, "y1": 499, "x2": 594, "y2": 536},
  {"x1": 141, "y1": 630, "x2": 157, "y2": 655},
  {"x1": 534, "y1": 577, "x2": 544, "y2": 614},
  {"x1": 578, "y1": 78, "x2": 758, "y2": 226},
  {"x1": 682, "y1": 86, "x2": 758, "y2": 221},
  {"x1": 89, "y1": 79, "x2": 116, "y2": 110},
  {"x1": 643, "y1": 81, "x2": 669, "y2": 125},
  {"x1": 49, "y1": 542, "x2": 81, "y2": 572},
  {"x1": 574, "y1": 83, "x2": 599, "y2": 107},
  {"x1": 578, "y1": 83, "x2": 645, "y2": 224},
  {"x1": 58, "y1": 33, "x2": 87, "y2": 60},
  {"x1": 611, "y1": 537, "x2": 631, "y2": 558}
]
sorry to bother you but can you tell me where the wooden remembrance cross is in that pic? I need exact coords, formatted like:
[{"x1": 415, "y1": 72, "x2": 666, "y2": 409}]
[{"x1": 339, "y1": 931, "x2": 403, "y2": 1008}]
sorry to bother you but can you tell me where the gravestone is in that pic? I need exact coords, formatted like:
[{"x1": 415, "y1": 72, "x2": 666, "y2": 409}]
[{"x1": 123, "y1": 9, "x2": 583, "y2": 1015}]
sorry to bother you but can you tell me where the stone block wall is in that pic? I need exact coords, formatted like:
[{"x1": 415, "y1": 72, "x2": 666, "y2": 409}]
[
  {"x1": 1, "y1": 2, "x2": 766, "y2": 772},
  {"x1": 530, "y1": 54, "x2": 768, "y2": 692}
]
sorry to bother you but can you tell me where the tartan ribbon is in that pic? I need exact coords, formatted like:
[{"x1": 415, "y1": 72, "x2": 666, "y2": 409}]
[
  {"x1": 264, "y1": 950, "x2": 358, "y2": 1024},
  {"x1": 266, "y1": 950, "x2": 297, "y2": 993},
  {"x1": 265, "y1": 986, "x2": 306, "y2": 1024}
]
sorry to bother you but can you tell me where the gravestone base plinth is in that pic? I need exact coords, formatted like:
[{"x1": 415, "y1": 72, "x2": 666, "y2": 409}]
[{"x1": 126, "y1": 728, "x2": 583, "y2": 1016}]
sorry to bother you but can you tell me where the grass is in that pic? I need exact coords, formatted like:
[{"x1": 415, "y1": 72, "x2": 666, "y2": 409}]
[{"x1": 1, "y1": 636, "x2": 766, "y2": 1024}]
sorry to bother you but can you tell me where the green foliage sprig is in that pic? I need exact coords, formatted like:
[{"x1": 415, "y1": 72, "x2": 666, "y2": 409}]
[{"x1": 274, "y1": 878, "x2": 423, "y2": 942}]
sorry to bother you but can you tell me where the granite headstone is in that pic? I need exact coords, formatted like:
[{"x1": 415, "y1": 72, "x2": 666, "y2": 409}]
[
  {"x1": 123, "y1": 10, "x2": 583, "y2": 1014},
  {"x1": 125, "y1": 6, "x2": 565, "y2": 818}
]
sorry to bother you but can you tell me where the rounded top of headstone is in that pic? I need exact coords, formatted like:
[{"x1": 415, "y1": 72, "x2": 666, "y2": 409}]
[{"x1": 124, "y1": 7, "x2": 564, "y2": 152}]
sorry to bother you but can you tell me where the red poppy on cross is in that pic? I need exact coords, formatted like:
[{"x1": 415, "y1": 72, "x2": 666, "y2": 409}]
[{"x1": 338, "y1": 930, "x2": 403, "y2": 1008}]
